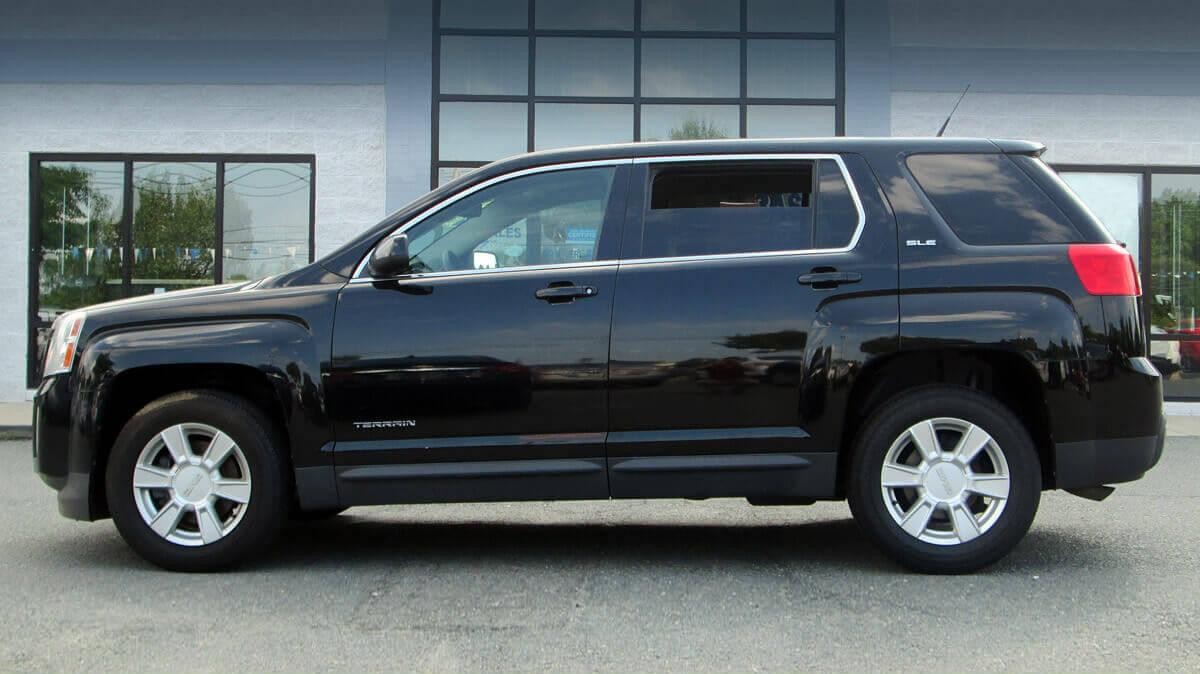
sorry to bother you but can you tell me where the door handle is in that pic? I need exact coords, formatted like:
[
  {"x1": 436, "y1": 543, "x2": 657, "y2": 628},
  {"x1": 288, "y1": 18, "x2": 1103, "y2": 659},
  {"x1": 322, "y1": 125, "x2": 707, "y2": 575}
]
[
  {"x1": 535, "y1": 285, "x2": 597, "y2": 303},
  {"x1": 797, "y1": 271, "x2": 862, "y2": 289}
]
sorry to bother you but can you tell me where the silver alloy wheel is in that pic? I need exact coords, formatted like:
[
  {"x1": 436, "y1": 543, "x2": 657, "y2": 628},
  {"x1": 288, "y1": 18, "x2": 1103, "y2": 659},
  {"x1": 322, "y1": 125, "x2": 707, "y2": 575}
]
[
  {"x1": 879, "y1": 417, "x2": 1011, "y2": 546},
  {"x1": 131, "y1": 423, "x2": 252, "y2": 547}
]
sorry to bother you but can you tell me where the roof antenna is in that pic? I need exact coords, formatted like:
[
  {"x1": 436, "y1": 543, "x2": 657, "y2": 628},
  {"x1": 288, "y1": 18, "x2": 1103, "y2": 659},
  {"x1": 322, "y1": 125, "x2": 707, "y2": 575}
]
[{"x1": 936, "y1": 84, "x2": 971, "y2": 137}]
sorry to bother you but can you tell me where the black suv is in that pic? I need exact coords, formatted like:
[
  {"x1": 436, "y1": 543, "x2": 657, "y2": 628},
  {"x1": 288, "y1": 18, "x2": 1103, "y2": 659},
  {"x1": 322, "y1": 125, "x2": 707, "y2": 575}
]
[{"x1": 33, "y1": 138, "x2": 1164, "y2": 573}]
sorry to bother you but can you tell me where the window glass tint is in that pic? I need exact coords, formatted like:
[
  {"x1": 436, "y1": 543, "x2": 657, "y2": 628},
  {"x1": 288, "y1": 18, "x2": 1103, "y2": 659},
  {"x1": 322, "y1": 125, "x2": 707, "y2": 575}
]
[
  {"x1": 536, "y1": 0, "x2": 634, "y2": 30},
  {"x1": 131, "y1": 161, "x2": 217, "y2": 296},
  {"x1": 222, "y1": 163, "x2": 311, "y2": 283},
  {"x1": 441, "y1": 0, "x2": 527, "y2": 29},
  {"x1": 438, "y1": 102, "x2": 527, "y2": 162},
  {"x1": 747, "y1": 0, "x2": 835, "y2": 32},
  {"x1": 640, "y1": 105, "x2": 739, "y2": 142},
  {"x1": 746, "y1": 105, "x2": 836, "y2": 138},
  {"x1": 406, "y1": 166, "x2": 616, "y2": 273},
  {"x1": 906, "y1": 153, "x2": 1082, "y2": 246},
  {"x1": 536, "y1": 38, "x2": 634, "y2": 97},
  {"x1": 747, "y1": 40, "x2": 835, "y2": 99},
  {"x1": 815, "y1": 159, "x2": 858, "y2": 248},
  {"x1": 534, "y1": 103, "x2": 632, "y2": 150},
  {"x1": 641, "y1": 39, "x2": 740, "y2": 98},
  {"x1": 440, "y1": 36, "x2": 528, "y2": 96},
  {"x1": 643, "y1": 162, "x2": 815, "y2": 258},
  {"x1": 641, "y1": 0, "x2": 739, "y2": 31}
]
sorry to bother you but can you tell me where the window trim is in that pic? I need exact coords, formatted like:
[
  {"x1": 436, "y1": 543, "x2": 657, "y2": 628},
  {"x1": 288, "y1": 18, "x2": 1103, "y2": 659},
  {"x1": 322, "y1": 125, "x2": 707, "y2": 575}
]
[
  {"x1": 27, "y1": 152, "x2": 316, "y2": 388},
  {"x1": 353, "y1": 152, "x2": 865, "y2": 282},
  {"x1": 430, "y1": 0, "x2": 847, "y2": 188}
]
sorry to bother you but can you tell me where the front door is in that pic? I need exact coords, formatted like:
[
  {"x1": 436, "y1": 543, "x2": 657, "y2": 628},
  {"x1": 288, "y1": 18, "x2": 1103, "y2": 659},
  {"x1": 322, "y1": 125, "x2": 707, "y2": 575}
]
[
  {"x1": 327, "y1": 163, "x2": 628, "y2": 504},
  {"x1": 606, "y1": 154, "x2": 898, "y2": 500}
]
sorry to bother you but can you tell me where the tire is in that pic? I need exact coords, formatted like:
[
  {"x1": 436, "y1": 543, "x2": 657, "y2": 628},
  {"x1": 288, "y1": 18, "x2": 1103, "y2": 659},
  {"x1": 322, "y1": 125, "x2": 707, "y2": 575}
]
[
  {"x1": 105, "y1": 390, "x2": 289, "y2": 572},
  {"x1": 847, "y1": 386, "x2": 1041, "y2": 574}
]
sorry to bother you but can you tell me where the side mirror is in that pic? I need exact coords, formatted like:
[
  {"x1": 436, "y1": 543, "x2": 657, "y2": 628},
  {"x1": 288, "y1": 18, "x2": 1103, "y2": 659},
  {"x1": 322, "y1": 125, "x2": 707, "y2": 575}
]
[
  {"x1": 472, "y1": 250, "x2": 498, "y2": 269},
  {"x1": 367, "y1": 234, "x2": 411, "y2": 278}
]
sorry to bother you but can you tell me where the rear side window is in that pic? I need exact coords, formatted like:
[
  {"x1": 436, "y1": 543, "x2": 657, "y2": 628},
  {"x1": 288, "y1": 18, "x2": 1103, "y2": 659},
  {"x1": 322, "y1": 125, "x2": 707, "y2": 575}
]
[
  {"x1": 641, "y1": 159, "x2": 859, "y2": 258},
  {"x1": 906, "y1": 153, "x2": 1082, "y2": 245}
]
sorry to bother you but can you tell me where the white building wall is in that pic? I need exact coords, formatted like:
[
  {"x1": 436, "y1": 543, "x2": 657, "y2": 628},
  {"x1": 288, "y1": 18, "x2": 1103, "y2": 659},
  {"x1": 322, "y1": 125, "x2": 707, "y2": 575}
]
[
  {"x1": 891, "y1": 91, "x2": 1200, "y2": 166},
  {"x1": 0, "y1": 82, "x2": 387, "y2": 400}
]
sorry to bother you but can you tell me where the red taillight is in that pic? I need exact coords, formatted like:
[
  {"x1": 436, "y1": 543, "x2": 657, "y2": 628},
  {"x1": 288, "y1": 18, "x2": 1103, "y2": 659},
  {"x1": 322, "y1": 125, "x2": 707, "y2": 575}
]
[{"x1": 1068, "y1": 243, "x2": 1141, "y2": 296}]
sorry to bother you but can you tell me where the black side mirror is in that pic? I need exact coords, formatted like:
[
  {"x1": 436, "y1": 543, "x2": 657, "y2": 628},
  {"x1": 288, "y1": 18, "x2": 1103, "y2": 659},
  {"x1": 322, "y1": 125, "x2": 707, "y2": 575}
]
[{"x1": 367, "y1": 234, "x2": 411, "y2": 278}]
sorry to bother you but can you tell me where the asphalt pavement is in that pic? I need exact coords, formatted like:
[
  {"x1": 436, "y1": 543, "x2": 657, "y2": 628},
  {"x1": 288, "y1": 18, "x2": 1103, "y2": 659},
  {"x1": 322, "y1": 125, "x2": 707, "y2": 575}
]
[{"x1": 1, "y1": 438, "x2": 1198, "y2": 673}]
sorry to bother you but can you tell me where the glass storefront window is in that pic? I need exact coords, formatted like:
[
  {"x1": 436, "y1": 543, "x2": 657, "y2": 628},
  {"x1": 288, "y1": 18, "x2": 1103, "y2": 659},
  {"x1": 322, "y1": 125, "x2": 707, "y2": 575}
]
[
  {"x1": 222, "y1": 163, "x2": 311, "y2": 283},
  {"x1": 440, "y1": 36, "x2": 528, "y2": 96},
  {"x1": 1150, "y1": 174, "x2": 1200, "y2": 335},
  {"x1": 746, "y1": 105, "x2": 836, "y2": 137},
  {"x1": 131, "y1": 162, "x2": 217, "y2": 296},
  {"x1": 534, "y1": 104, "x2": 632, "y2": 150},
  {"x1": 536, "y1": 0, "x2": 634, "y2": 30},
  {"x1": 439, "y1": 102, "x2": 528, "y2": 162},
  {"x1": 1059, "y1": 172, "x2": 1142, "y2": 266},
  {"x1": 441, "y1": 0, "x2": 527, "y2": 30},
  {"x1": 29, "y1": 155, "x2": 315, "y2": 386},
  {"x1": 641, "y1": 39, "x2": 740, "y2": 98},
  {"x1": 536, "y1": 38, "x2": 634, "y2": 97},
  {"x1": 747, "y1": 40, "x2": 836, "y2": 99},
  {"x1": 640, "y1": 105, "x2": 739, "y2": 142},
  {"x1": 748, "y1": 0, "x2": 836, "y2": 33},
  {"x1": 641, "y1": 0, "x2": 740, "y2": 31}
]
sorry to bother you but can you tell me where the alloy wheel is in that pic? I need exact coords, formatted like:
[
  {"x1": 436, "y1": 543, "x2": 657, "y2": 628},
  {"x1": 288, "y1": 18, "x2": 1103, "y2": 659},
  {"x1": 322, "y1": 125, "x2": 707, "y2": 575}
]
[
  {"x1": 879, "y1": 417, "x2": 1011, "y2": 546},
  {"x1": 131, "y1": 423, "x2": 252, "y2": 546}
]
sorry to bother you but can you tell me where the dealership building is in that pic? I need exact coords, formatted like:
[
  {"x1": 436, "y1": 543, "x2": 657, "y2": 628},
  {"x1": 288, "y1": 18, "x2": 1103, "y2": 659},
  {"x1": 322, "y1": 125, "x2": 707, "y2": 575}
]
[{"x1": 2, "y1": 0, "x2": 1200, "y2": 403}]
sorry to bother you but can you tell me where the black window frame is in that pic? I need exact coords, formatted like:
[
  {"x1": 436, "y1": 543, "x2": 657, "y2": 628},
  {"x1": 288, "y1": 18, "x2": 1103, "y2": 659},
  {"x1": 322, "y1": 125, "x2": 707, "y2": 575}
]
[
  {"x1": 27, "y1": 152, "x2": 317, "y2": 388},
  {"x1": 430, "y1": 0, "x2": 846, "y2": 189}
]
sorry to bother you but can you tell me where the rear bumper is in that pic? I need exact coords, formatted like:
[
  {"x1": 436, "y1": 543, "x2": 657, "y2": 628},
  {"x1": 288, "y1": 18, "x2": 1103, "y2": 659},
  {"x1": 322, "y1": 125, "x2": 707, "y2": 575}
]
[{"x1": 1055, "y1": 415, "x2": 1165, "y2": 489}]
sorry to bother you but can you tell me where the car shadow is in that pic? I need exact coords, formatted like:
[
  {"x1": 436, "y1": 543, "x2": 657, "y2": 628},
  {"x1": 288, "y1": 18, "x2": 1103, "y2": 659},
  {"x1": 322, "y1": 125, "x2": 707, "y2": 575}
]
[{"x1": 37, "y1": 511, "x2": 1122, "y2": 575}]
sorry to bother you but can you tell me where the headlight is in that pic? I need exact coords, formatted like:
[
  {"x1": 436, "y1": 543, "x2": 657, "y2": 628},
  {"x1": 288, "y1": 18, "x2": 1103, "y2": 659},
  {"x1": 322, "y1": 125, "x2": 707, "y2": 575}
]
[{"x1": 43, "y1": 312, "x2": 86, "y2": 378}]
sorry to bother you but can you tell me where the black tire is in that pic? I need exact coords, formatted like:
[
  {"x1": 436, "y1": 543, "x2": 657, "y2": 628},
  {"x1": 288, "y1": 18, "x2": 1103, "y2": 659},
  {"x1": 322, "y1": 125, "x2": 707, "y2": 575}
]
[
  {"x1": 847, "y1": 386, "x2": 1041, "y2": 574},
  {"x1": 105, "y1": 390, "x2": 289, "y2": 572}
]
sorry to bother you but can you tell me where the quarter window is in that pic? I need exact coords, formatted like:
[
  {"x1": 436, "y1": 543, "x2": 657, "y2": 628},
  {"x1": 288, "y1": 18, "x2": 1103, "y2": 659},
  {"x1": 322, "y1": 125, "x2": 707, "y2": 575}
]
[
  {"x1": 404, "y1": 166, "x2": 617, "y2": 274},
  {"x1": 907, "y1": 153, "x2": 1082, "y2": 246},
  {"x1": 640, "y1": 159, "x2": 857, "y2": 258}
]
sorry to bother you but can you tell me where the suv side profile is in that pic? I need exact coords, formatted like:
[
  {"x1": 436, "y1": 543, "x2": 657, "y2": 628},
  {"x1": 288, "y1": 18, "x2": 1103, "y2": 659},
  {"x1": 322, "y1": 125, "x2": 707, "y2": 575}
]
[{"x1": 33, "y1": 138, "x2": 1164, "y2": 573}]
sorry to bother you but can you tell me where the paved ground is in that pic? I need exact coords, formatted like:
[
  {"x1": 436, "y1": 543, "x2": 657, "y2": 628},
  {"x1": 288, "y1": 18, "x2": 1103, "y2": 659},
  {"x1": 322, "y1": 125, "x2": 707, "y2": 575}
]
[{"x1": 1, "y1": 439, "x2": 1198, "y2": 673}]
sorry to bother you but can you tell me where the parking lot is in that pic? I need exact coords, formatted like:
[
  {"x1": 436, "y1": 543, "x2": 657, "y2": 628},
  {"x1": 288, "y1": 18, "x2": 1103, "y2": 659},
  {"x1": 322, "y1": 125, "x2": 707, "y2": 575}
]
[{"x1": 2, "y1": 437, "x2": 1198, "y2": 673}]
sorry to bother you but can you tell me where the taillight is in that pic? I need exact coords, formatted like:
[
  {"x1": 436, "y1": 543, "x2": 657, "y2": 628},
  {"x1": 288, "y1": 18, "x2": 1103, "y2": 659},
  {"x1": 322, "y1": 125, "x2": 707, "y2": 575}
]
[{"x1": 1068, "y1": 243, "x2": 1141, "y2": 296}]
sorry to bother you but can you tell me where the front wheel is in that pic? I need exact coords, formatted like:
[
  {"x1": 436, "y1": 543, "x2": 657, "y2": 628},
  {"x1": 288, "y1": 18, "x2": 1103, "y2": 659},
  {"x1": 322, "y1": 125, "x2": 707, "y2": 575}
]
[
  {"x1": 105, "y1": 390, "x2": 288, "y2": 571},
  {"x1": 847, "y1": 387, "x2": 1041, "y2": 574}
]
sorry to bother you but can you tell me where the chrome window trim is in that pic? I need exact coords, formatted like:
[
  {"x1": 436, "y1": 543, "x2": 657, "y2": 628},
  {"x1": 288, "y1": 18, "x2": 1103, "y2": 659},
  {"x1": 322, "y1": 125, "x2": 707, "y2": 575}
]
[{"x1": 352, "y1": 152, "x2": 865, "y2": 283}]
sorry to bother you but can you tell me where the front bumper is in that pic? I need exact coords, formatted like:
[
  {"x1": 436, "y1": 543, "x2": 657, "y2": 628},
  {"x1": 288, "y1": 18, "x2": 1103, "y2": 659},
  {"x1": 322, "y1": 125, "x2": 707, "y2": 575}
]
[
  {"x1": 1054, "y1": 414, "x2": 1165, "y2": 489},
  {"x1": 34, "y1": 375, "x2": 96, "y2": 521}
]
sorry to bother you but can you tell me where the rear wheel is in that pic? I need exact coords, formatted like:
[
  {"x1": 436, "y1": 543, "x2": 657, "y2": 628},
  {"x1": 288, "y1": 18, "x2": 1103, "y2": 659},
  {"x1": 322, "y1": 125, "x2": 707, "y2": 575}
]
[
  {"x1": 105, "y1": 390, "x2": 288, "y2": 571},
  {"x1": 847, "y1": 387, "x2": 1041, "y2": 573}
]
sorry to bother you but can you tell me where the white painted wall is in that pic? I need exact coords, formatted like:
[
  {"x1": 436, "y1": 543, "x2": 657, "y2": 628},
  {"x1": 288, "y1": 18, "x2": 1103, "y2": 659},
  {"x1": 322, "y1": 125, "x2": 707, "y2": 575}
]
[{"x1": 0, "y1": 83, "x2": 387, "y2": 400}]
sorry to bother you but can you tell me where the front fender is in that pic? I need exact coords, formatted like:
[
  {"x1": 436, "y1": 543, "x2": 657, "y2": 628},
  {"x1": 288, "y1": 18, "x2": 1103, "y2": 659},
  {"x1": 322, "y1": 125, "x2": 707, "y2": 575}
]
[{"x1": 66, "y1": 319, "x2": 334, "y2": 518}]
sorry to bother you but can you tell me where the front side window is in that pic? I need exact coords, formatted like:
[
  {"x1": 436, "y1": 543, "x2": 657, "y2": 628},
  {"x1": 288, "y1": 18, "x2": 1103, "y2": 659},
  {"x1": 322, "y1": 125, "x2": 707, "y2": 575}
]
[
  {"x1": 402, "y1": 166, "x2": 617, "y2": 274},
  {"x1": 640, "y1": 158, "x2": 858, "y2": 258}
]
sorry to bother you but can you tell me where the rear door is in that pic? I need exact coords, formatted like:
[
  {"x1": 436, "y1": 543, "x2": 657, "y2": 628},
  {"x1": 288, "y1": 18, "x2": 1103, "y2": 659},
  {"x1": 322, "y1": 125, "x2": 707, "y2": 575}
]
[{"x1": 606, "y1": 154, "x2": 898, "y2": 500}]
